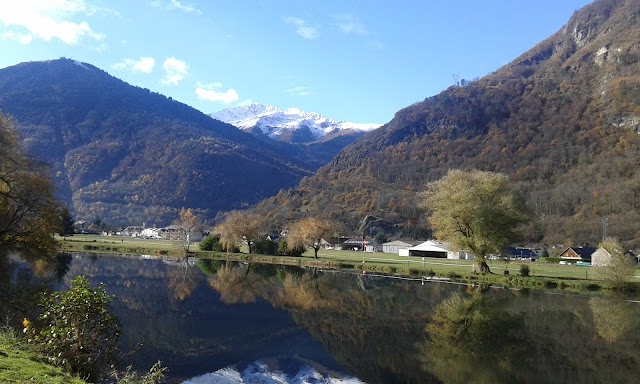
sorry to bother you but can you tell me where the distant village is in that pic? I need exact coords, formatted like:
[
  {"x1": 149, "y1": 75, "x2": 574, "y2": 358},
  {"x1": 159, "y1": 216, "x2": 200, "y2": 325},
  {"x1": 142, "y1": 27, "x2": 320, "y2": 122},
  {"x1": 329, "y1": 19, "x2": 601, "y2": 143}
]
[{"x1": 77, "y1": 223, "x2": 638, "y2": 268}]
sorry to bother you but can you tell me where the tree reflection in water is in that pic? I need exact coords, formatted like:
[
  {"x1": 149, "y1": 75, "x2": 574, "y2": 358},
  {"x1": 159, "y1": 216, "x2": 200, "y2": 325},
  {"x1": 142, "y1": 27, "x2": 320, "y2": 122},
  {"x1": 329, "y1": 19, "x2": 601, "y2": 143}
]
[
  {"x1": 0, "y1": 252, "x2": 72, "y2": 326},
  {"x1": 423, "y1": 291, "x2": 526, "y2": 384},
  {"x1": 166, "y1": 258, "x2": 201, "y2": 302},
  {"x1": 421, "y1": 288, "x2": 640, "y2": 384},
  {"x1": 7, "y1": 254, "x2": 640, "y2": 384}
]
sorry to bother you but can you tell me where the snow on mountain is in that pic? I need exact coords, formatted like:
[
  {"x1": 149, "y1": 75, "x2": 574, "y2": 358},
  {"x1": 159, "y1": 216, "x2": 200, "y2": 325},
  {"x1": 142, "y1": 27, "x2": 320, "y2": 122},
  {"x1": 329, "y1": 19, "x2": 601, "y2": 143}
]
[
  {"x1": 182, "y1": 360, "x2": 366, "y2": 384},
  {"x1": 210, "y1": 103, "x2": 381, "y2": 143}
]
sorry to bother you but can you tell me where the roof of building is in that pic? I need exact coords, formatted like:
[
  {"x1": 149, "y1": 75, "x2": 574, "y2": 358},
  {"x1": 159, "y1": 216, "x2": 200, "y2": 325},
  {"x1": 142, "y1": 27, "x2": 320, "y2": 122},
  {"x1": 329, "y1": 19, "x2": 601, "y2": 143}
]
[
  {"x1": 560, "y1": 246, "x2": 598, "y2": 260},
  {"x1": 503, "y1": 247, "x2": 537, "y2": 257},
  {"x1": 409, "y1": 240, "x2": 452, "y2": 253},
  {"x1": 383, "y1": 240, "x2": 415, "y2": 247}
]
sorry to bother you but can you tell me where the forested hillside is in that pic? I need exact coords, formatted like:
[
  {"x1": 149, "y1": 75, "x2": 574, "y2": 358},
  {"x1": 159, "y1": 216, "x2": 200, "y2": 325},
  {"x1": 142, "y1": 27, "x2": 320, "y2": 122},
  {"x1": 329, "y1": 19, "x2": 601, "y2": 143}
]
[
  {"x1": 0, "y1": 59, "x2": 314, "y2": 226},
  {"x1": 255, "y1": 0, "x2": 640, "y2": 247}
]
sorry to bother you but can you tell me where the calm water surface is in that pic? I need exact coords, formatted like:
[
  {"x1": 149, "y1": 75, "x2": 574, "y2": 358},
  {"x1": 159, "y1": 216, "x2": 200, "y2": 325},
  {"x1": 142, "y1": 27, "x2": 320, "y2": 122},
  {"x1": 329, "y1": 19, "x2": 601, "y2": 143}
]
[{"x1": 5, "y1": 253, "x2": 640, "y2": 383}]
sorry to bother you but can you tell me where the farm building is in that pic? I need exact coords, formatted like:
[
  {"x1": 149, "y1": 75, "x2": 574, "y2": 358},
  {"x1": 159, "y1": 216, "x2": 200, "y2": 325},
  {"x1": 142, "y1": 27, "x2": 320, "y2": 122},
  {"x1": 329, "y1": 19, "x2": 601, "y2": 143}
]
[
  {"x1": 401, "y1": 240, "x2": 474, "y2": 260},
  {"x1": 382, "y1": 240, "x2": 416, "y2": 254}
]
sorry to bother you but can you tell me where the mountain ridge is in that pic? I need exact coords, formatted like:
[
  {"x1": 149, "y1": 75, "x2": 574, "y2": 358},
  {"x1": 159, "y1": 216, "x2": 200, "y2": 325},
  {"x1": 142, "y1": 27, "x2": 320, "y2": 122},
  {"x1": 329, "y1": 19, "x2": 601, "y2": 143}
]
[
  {"x1": 0, "y1": 58, "x2": 314, "y2": 226},
  {"x1": 210, "y1": 103, "x2": 381, "y2": 144}
]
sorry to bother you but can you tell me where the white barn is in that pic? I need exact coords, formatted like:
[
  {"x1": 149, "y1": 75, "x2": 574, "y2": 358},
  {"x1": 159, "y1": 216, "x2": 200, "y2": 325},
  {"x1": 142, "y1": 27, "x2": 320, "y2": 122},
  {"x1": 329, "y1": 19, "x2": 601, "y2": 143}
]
[
  {"x1": 382, "y1": 240, "x2": 415, "y2": 254},
  {"x1": 403, "y1": 240, "x2": 474, "y2": 260}
]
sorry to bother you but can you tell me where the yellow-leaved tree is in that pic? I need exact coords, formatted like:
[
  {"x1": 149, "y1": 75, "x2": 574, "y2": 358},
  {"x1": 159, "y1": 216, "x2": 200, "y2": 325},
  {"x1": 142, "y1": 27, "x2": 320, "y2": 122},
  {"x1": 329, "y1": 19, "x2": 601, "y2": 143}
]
[
  {"x1": 424, "y1": 170, "x2": 530, "y2": 273},
  {"x1": 214, "y1": 210, "x2": 265, "y2": 254},
  {"x1": 287, "y1": 217, "x2": 340, "y2": 258}
]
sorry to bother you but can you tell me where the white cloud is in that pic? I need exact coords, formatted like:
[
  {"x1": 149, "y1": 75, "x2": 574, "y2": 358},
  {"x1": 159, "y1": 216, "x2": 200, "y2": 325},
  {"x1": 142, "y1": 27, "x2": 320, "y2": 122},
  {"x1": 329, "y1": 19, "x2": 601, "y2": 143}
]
[
  {"x1": 113, "y1": 57, "x2": 155, "y2": 74},
  {"x1": 284, "y1": 17, "x2": 318, "y2": 40},
  {"x1": 284, "y1": 86, "x2": 312, "y2": 96},
  {"x1": 334, "y1": 14, "x2": 368, "y2": 36},
  {"x1": 1, "y1": 31, "x2": 33, "y2": 44},
  {"x1": 195, "y1": 82, "x2": 240, "y2": 105},
  {"x1": 150, "y1": 0, "x2": 202, "y2": 15},
  {"x1": 161, "y1": 57, "x2": 188, "y2": 85},
  {"x1": 0, "y1": 0, "x2": 105, "y2": 45},
  {"x1": 333, "y1": 14, "x2": 382, "y2": 50}
]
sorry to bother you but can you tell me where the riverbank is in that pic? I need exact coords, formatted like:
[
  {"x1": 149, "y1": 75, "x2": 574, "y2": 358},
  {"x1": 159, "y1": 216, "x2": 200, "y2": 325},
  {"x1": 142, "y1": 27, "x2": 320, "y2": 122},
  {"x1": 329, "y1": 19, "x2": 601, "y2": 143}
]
[
  {"x1": 57, "y1": 234, "x2": 640, "y2": 295},
  {"x1": 0, "y1": 328, "x2": 87, "y2": 384}
]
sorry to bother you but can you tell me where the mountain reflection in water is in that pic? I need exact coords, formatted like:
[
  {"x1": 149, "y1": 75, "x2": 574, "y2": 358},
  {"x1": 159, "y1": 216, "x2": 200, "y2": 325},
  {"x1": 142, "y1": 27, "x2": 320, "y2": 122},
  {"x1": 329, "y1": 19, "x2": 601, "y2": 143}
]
[{"x1": 3, "y1": 253, "x2": 640, "y2": 384}]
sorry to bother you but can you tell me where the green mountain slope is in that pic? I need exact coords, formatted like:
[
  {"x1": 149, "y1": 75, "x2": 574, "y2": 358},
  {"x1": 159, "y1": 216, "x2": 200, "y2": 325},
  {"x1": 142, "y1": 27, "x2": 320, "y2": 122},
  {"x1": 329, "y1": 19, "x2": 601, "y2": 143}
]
[
  {"x1": 0, "y1": 58, "x2": 313, "y2": 226},
  {"x1": 255, "y1": 0, "x2": 640, "y2": 246}
]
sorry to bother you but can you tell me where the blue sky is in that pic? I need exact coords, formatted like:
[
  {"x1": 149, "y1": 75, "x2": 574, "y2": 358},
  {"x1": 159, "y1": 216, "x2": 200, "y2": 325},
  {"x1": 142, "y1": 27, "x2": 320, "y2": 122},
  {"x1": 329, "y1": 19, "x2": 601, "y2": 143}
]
[{"x1": 0, "y1": 0, "x2": 593, "y2": 124}]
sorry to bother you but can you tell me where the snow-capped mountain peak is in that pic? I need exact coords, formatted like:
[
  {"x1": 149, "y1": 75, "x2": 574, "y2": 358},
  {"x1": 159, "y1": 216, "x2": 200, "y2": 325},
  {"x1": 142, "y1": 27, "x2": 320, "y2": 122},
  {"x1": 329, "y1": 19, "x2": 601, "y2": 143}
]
[{"x1": 210, "y1": 103, "x2": 381, "y2": 144}]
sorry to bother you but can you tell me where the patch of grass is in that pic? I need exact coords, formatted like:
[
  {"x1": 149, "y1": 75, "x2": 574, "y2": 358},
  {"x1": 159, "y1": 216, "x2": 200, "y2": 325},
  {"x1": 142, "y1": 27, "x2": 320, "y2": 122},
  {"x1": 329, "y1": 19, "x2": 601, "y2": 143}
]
[
  {"x1": 0, "y1": 328, "x2": 86, "y2": 384},
  {"x1": 446, "y1": 271, "x2": 462, "y2": 279}
]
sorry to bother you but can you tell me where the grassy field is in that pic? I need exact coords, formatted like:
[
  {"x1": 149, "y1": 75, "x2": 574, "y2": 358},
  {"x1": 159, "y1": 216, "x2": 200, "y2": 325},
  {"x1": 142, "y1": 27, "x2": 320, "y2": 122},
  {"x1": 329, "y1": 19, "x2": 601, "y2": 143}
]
[
  {"x1": 58, "y1": 234, "x2": 184, "y2": 256},
  {"x1": 57, "y1": 234, "x2": 640, "y2": 291},
  {"x1": 0, "y1": 328, "x2": 86, "y2": 384}
]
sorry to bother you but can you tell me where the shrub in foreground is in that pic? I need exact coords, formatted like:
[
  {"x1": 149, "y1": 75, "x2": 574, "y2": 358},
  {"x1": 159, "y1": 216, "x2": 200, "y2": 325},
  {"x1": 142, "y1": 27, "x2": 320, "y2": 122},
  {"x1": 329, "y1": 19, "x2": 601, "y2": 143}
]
[{"x1": 27, "y1": 275, "x2": 120, "y2": 382}]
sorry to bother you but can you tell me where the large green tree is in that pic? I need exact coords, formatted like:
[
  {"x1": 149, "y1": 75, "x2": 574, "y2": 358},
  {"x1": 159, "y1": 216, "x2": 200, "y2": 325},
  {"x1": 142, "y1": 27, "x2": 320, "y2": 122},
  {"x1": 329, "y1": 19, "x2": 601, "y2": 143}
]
[
  {"x1": 0, "y1": 114, "x2": 60, "y2": 252},
  {"x1": 424, "y1": 170, "x2": 530, "y2": 273},
  {"x1": 59, "y1": 207, "x2": 75, "y2": 237}
]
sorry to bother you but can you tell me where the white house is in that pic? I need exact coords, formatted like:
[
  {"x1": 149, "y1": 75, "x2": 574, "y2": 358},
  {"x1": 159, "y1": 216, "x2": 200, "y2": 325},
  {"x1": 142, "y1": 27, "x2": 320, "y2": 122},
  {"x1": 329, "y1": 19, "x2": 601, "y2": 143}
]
[
  {"x1": 365, "y1": 240, "x2": 383, "y2": 253},
  {"x1": 591, "y1": 247, "x2": 611, "y2": 266},
  {"x1": 158, "y1": 225, "x2": 204, "y2": 242},
  {"x1": 140, "y1": 227, "x2": 162, "y2": 239},
  {"x1": 118, "y1": 226, "x2": 144, "y2": 237}
]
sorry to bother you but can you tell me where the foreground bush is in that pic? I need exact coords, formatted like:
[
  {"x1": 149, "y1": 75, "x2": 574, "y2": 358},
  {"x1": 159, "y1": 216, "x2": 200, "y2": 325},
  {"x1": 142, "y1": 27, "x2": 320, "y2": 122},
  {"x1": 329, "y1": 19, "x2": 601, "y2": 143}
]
[{"x1": 27, "y1": 275, "x2": 120, "y2": 382}]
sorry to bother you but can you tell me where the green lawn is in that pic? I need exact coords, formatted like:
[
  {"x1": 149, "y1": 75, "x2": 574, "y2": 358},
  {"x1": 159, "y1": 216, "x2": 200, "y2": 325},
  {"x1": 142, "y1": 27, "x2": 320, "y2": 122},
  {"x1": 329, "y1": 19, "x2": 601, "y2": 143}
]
[
  {"x1": 309, "y1": 248, "x2": 616, "y2": 281},
  {"x1": 0, "y1": 328, "x2": 86, "y2": 384},
  {"x1": 58, "y1": 234, "x2": 640, "y2": 286},
  {"x1": 58, "y1": 234, "x2": 184, "y2": 256}
]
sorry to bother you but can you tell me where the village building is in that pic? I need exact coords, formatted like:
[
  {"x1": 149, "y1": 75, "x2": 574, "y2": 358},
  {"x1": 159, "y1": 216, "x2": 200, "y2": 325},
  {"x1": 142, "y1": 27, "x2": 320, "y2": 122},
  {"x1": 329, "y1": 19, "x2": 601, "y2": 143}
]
[
  {"x1": 591, "y1": 247, "x2": 611, "y2": 266},
  {"x1": 503, "y1": 246, "x2": 538, "y2": 260},
  {"x1": 140, "y1": 227, "x2": 162, "y2": 239},
  {"x1": 400, "y1": 240, "x2": 474, "y2": 260},
  {"x1": 365, "y1": 240, "x2": 382, "y2": 253},
  {"x1": 591, "y1": 248, "x2": 638, "y2": 266},
  {"x1": 382, "y1": 240, "x2": 416, "y2": 254},
  {"x1": 118, "y1": 226, "x2": 144, "y2": 237},
  {"x1": 558, "y1": 246, "x2": 598, "y2": 263},
  {"x1": 340, "y1": 238, "x2": 367, "y2": 251}
]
